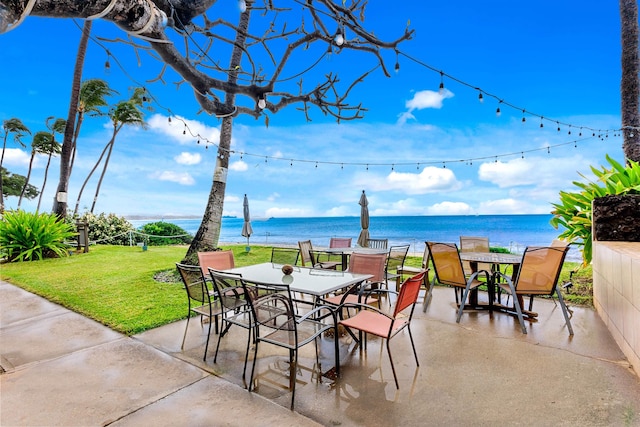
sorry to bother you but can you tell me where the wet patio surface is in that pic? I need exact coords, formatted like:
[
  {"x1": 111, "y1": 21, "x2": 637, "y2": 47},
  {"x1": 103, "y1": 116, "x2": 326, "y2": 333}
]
[{"x1": 2, "y1": 281, "x2": 639, "y2": 426}]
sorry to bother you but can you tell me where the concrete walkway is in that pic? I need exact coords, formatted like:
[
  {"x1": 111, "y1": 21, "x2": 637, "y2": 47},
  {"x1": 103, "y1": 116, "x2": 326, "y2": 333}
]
[{"x1": 2, "y1": 280, "x2": 640, "y2": 426}]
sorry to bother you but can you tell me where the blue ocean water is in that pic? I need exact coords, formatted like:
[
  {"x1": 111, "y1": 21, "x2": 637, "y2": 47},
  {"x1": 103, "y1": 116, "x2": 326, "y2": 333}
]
[{"x1": 130, "y1": 214, "x2": 579, "y2": 261}]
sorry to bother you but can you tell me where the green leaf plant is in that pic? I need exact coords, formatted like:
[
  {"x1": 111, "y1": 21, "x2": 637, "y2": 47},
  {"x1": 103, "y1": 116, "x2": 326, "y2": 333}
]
[
  {"x1": 551, "y1": 154, "x2": 640, "y2": 265},
  {"x1": 0, "y1": 210, "x2": 76, "y2": 261}
]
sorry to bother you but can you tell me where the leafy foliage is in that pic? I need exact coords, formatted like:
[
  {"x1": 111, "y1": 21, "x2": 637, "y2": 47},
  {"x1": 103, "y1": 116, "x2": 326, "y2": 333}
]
[
  {"x1": 138, "y1": 221, "x2": 192, "y2": 246},
  {"x1": 68, "y1": 212, "x2": 134, "y2": 245},
  {"x1": 0, "y1": 210, "x2": 76, "y2": 261},
  {"x1": 1, "y1": 167, "x2": 38, "y2": 198},
  {"x1": 551, "y1": 155, "x2": 640, "y2": 265}
]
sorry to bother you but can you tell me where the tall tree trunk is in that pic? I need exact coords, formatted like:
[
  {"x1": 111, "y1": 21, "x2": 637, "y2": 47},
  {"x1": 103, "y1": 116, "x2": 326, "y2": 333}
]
[
  {"x1": 17, "y1": 151, "x2": 35, "y2": 208},
  {"x1": 53, "y1": 20, "x2": 91, "y2": 218},
  {"x1": 36, "y1": 153, "x2": 53, "y2": 212},
  {"x1": 68, "y1": 112, "x2": 84, "y2": 178},
  {"x1": 621, "y1": 0, "x2": 640, "y2": 162},
  {"x1": 184, "y1": 6, "x2": 251, "y2": 260},
  {"x1": 0, "y1": 133, "x2": 8, "y2": 212},
  {"x1": 90, "y1": 133, "x2": 118, "y2": 213},
  {"x1": 74, "y1": 133, "x2": 113, "y2": 215}
]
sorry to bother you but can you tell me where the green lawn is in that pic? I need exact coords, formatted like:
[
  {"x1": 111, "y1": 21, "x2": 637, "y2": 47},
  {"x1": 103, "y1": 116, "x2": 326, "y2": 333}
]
[{"x1": 0, "y1": 244, "x2": 592, "y2": 335}]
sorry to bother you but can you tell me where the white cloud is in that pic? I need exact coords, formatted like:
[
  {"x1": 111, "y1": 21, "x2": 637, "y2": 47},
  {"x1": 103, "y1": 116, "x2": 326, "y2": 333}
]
[
  {"x1": 426, "y1": 201, "x2": 473, "y2": 215},
  {"x1": 148, "y1": 114, "x2": 221, "y2": 146},
  {"x1": 369, "y1": 167, "x2": 462, "y2": 194},
  {"x1": 478, "y1": 198, "x2": 534, "y2": 214},
  {"x1": 265, "y1": 207, "x2": 308, "y2": 217},
  {"x1": 174, "y1": 152, "x2": 201, "y2": 165},
  {"x1": 150, "y1": 171, "x2": 195, "y2": 185},
  {"x1": 1, "y1": 148, "x2": 32, "y2": 167},
  {"x1": 405, "y1": 89, "x2": 454, "y2": 111},
  {"x1": 229, "y1": 160, "x2": 248, "y2": 171}
]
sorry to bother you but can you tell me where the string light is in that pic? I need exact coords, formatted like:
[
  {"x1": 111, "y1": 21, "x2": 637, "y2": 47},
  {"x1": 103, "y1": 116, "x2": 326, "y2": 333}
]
[
  {"x1": 238, "y1": 0, "x2": 247, "y2": 12},
  {"x1": 75, "y1": 18, "x2": 622, "y2": 173},
  {"x1": 438, "y1": 71, "x2": 445, "y2": 94}
]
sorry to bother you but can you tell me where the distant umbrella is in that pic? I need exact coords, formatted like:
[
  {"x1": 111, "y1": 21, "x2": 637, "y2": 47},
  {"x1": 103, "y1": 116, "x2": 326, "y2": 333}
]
[
  {"x1": 357, "y1": 190, "x2": 370, "y2": 247},
  {"x1": 241, "y1": 194, "x2": 253, "y2": 249}
]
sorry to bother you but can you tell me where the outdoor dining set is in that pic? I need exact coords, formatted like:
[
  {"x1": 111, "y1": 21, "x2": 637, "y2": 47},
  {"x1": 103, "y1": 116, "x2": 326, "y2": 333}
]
[{"x1": 176, "y1": 236, "x2": 574, "y2": 409}]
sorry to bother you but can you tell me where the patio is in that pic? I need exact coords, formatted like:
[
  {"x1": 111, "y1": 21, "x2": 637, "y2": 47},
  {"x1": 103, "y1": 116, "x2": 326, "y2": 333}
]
[{"x1": 1, "y1": 280, "x2": 639, "y2": 426}]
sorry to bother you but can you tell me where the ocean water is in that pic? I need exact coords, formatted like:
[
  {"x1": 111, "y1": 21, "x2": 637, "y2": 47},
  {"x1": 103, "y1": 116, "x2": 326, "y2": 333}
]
[{"x1": 130, "y1": 214, "x2": 580, "y2": 262}]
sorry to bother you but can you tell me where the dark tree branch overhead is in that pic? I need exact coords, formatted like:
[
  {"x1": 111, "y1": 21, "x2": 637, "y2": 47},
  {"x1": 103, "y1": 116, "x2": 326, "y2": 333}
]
[{"x1": 1, "y1": 0, "x2": 413, "y2": 120}]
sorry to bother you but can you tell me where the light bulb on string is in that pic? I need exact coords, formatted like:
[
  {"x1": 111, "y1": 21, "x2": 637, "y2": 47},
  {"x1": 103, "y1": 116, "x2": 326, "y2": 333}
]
[
  {"x1": 334, "y1": 30, "x2": 344, "y2": 47},
  {"x1": 478, "y1": 91, "x2": 484, "y2": 103},
  {"x1": 438, "y1": 71, "x2": 445, "y2": 94},
  {"x1": 557, "y1": 122, "x2": 561, "y2": 132},
  {"x1": 540, "y1": 117, "x2": 544, "y2": 128},
  {"x1": 167, "y1": 116, "x2": 172, "y2": 123},
  {"x1": 238, "y1": 0, "x2": 247, "y2": 12},
  {"x1": 496, "y1": 107, "x2": 501, "y2": 117},
  {"x1": 522, "y1": 110, "x2": 526, "y2": 123},
  {"x1": 394, "y1": 61, "x2": 400, "y2": 73},
  {"x1": 257, "y1": 95, "x2": 266, "y2": 110}
]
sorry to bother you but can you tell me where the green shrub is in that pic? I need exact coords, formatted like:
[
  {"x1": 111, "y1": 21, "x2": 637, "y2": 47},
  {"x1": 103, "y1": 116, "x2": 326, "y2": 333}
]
[
  {"x1": 551, "y1": 154, "x2": 640, "y2": 265},
  {"x1": 67, "y1": 212, "x2": 135, "y2": 245},
  {"x1": 137, "y1": 221, "x2": 192, "y2": 246},
  {"x1": 0, "y1": 210, "x2": 76, "y2": 261}
]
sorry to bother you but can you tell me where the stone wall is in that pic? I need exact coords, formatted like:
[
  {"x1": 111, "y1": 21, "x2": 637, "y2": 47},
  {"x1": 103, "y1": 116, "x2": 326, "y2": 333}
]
[{"x1": 592, "y1": 241, "x2": 640, "y2": 377}]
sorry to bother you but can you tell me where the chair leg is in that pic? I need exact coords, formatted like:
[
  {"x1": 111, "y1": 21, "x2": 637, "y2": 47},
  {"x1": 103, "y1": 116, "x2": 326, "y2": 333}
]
[
  {"x1": 203, "y1": 315, "x2": 213, "y2": 361},
  {"x1": 555, "y1": 287, "x2": 574, "y2": 336},
  {"x1": 456, "y1": 285, "x2": 471, "y2": 323},
  {"x1": 422, "y1": 278, "x2": 435, "y2": 312},
  {"x1": 249, "y1": 337, "x2": 260, "y2": 392},
  {"x1": 290, "y1": 349, "x2": 297, "y2": 410},
  {"x1": 408, "y1": 326, "x2": 419, "y2": 367},
  {"x1": 386, "y1": 339, "x2": 399, "y2": 389},
  {"x1": 181, "y1": 314, "x2": 191, "y2": 350},
  {"x1": 508, "y1": 287, "x2": 527, "y2": 334}
]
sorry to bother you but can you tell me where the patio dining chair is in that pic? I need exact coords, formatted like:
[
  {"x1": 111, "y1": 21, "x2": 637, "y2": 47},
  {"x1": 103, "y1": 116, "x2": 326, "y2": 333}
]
[
  {"x1": 366, "y1": 238, "x2": 388, "y2": 249},
  {"x1": 245, "y1": 279, "x2": 339, "y2": 410},
  {"x1": 338, "y1": 271, "x2": 426, "y2": 388},
  {"x1": 198, "y1": 249, "x2": 235, "y2": 277},
  {"x1": 494, "y1": 246, "x2": 573, "y2": 335},
  {"x1": 176, "y1": 263, "x2": 224, "y2": 360},
  {"x1": 397, "y1": 243, "x2": 431, "y2": 306},
  {"x1": 424, "y1": 242, "x2": 492, "y2": 320},
  {"x1": 298, "y1": 240, "x2": 340, "y2": 270},
  {"x1": 323, "y1": 252, "x2": 387, "y2": 309},
  {"x1": 270, "y1": 247, "x2": 300, "y2": 265},
  {"x1": 459, "y1": 236, "x2": 491, "y2": 276},
  {"x1": 329, "y1": 237, "x2": 352, "y2": 248},
  {"x1": 384, "y1": 244, "x2": 410, "y2": 293},
  {"x1": 208, "y1": 268, "x2": 255, "y2": 383}
]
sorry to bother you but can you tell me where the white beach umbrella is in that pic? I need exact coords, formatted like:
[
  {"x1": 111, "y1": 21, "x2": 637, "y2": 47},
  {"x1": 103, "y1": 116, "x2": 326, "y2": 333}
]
[
  {"x1": 357, "y1": 190, "x2": 370, "y2": 247},
  {"x1": 241, "y1": 194, "x2": 253, "y2": 248}
]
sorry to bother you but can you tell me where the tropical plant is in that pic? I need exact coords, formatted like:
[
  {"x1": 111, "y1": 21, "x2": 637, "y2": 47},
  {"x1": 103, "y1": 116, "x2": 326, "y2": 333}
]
[
  {"x1": 138, "y1": 221, "x2": 193, "y2": 246},
  {"x1": 17, "y1": 130, "x2": 54, "y2": 209},
  {"x1": 52, "y1": 20, "x2": 91, "y2": 218},
  {"x1": 1, "y1": 167, "x2": 38, "y2": 200},
  {"x1": 67, "y1": 211, "x2": 135, "y2": 246},
  {"x1": 69, "y1": 79, "x2": 116, "y2": 177},
  {"x1": 36, "y1": 117, "x2": 65, "y2": 212},
  {"x1": 1, "y1": 118, "x2": 31, "y2": 212},
  {"x1": 0, "y1": 210, "x2": 76, "y2": 262},
  {"x1": 550, "y1": 155, "x2": 640, "y2": 265},
  {"x1": 74, "y1": 88, "x2": 147, "y2": 215}
]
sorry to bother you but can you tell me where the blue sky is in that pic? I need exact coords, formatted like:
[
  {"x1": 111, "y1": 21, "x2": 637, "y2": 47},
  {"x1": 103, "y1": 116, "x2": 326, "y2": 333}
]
[{"x1": 0, "y1": 1, "x2": 623, "y2": 219}]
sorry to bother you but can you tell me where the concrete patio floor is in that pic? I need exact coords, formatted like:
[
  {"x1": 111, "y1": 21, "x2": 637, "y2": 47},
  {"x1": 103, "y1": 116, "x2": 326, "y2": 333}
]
[{"x1": 2, "y1": 280, "x2": 639, "y2": 426}]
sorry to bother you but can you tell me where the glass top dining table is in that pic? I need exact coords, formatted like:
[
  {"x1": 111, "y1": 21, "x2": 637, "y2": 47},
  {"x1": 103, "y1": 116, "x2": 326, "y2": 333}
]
[{"x1": 225, "y1": 262, "x2": 373, "y2": 298}]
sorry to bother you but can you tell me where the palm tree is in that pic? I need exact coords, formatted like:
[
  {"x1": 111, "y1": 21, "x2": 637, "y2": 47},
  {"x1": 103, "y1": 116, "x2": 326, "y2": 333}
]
[
  {"x1": 18, "y1": 131, "x2": 51, "y2": 209},
  {"x1": 74, "y1": 88, "x2": 147, "y2": 215},
  {"x1": 1, "y1": 118, "x2": 31, "y2": 212},
  {"x1": 35, "y1": 118, "x2": 65, "y2": 212},
  {"x1": 53, "y1": 20, "x2": 91, "y2": 218},
  {"x1": 68, "y1": 79, "x2": 116, "y2": 178},
  {"x1": 620, "y1": 0, "x2": 640, "y2": 162}
]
